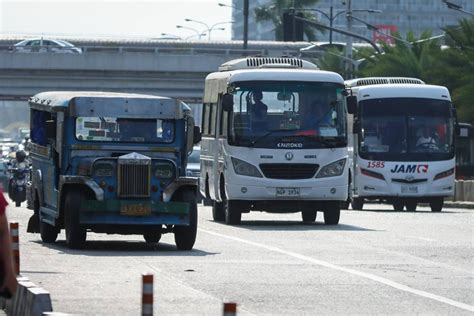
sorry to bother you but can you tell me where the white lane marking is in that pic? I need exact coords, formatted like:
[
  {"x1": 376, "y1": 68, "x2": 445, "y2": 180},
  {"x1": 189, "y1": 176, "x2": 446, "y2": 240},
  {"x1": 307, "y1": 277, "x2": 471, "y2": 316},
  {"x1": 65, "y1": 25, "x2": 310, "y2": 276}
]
[
  {"x1": 199, "y1": 228, "x2": 474, "y2": 313},
  {"x1": 405, "y1": 235, "x2": 436, "y2": 242}
]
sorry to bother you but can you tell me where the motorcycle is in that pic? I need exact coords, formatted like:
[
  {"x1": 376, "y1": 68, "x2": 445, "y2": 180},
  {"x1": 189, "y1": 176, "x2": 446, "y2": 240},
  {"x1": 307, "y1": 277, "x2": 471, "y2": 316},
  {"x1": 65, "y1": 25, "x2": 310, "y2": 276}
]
[{"x1": 8, "y1": 164, "x2": 30, "y2": 207}]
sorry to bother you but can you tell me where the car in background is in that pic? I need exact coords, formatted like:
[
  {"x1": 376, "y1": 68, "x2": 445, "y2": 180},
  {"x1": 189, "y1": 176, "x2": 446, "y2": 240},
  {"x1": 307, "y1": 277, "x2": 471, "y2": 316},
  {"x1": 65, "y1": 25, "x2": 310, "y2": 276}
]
[
  {"x1": 186, "y1": 146, "x2": 204, "y2": 203},
  {"x1": 12, "y1": 38, "x2": 82, "y2": 54},
  {"x1": 0, "y1": 159, "x2": 9, "y2": 190}
]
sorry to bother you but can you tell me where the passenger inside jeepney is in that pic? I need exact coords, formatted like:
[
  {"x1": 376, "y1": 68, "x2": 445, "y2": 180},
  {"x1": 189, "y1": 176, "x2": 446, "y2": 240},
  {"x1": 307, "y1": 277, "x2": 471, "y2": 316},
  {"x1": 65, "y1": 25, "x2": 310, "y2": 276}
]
[{"x1": 117, "y1": 118, "x2": 156, "y2": 142}]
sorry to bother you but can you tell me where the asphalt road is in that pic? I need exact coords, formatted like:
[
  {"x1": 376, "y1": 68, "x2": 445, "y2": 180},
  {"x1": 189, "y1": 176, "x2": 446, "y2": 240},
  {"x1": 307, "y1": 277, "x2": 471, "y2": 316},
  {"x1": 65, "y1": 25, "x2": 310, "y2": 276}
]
[{"x1": 4, "y1": 199, "x2": 474, "y2": 315}]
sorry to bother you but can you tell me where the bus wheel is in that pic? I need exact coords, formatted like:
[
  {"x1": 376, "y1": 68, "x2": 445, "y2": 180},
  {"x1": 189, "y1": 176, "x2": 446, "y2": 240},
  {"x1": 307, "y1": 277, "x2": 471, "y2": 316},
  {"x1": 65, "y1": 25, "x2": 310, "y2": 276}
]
[
  {"x1": 341, "y1": 200, "x2": 350, "y2": 210},
  {"x1": 430, "y1": 198, "x2": 443, "y2": 212},
  {"x1": 212, "y1": 200, "x2": 225, "y2": 222},
  {"x1": 225, "y1": 200, "x2": 241, "y2": 225},
  {"x1": 323, "y1": 202, "x2": 341, "y2": 225},
  {"x1": 301, "y1": 210, "x2": 317, "y2": 222},
  {"x1": 64, "y1": 191, "x2": 87, "y2": 249},
  {"x1": 173, "y1": 190, "x2": 198, "y2": 250},
  {"x1": 40, "y1": 220, "x2": 59, "y2": 243},
  {"x1": 351, "y1": 198, "x2": 364, "y2": 210},
  {"x1": 406, "y1": 201, "x2": 417, "y2": 212},
  {"x1": 393, "y1": 201, "x2": 404, "y2": 212}
]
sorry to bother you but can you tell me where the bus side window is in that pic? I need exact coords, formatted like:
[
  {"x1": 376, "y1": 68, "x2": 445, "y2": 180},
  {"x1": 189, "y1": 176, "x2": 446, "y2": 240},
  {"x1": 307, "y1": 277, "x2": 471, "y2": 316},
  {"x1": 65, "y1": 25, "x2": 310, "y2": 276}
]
[
  {"x1": 202, "y1": 103, "x2": 211, "y2": 136},
  {"x1": 210, "y1": 103, "x2": 217, "y2": 137}
]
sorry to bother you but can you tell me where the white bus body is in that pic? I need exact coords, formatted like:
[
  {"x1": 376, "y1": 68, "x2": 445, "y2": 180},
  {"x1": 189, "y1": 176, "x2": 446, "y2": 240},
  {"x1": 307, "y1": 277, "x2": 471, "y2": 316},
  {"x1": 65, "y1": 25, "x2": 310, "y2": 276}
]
[
  {"x1": 200, "y1": 57, "x2": 350, "y2": 225},
  {"x1": 346, "y1": 78, "x2": 456, "y2": 212}
]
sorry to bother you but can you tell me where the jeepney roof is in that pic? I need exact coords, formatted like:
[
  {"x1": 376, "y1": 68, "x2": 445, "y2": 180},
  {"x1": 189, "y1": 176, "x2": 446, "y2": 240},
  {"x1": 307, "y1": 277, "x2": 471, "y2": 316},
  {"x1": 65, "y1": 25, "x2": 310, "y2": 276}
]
[{"x1": 28, "y1": 91, "x2": 189, "y2": 119}]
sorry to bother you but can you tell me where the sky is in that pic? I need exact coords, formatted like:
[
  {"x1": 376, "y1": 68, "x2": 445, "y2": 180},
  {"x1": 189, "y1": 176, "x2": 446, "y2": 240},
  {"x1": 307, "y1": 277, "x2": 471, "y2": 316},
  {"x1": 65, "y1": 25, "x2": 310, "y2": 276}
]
[{"x1": 0, "y1": 0, "x2": 233, "y2": 40}]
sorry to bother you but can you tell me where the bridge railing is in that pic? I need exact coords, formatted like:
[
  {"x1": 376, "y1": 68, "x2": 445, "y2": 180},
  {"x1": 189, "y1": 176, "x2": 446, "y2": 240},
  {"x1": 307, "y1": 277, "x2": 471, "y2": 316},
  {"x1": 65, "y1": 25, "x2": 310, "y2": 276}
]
[{"x1": 0, "y1": 45, "x2": 267, "y2": 56}]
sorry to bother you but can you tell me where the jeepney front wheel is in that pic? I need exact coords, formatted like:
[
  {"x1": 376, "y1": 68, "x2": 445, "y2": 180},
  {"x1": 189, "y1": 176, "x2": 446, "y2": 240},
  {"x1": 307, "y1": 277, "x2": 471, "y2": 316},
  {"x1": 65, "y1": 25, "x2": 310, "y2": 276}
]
[
  {"x1": 173, "y1": 190, "x2": 198, "y2": 250},
  {"x1": 40, "y1": 221, "x2": 59, "y2": 243},
  {"x1": 64, "y1": 191, "x2": 87, "y2": 249}
]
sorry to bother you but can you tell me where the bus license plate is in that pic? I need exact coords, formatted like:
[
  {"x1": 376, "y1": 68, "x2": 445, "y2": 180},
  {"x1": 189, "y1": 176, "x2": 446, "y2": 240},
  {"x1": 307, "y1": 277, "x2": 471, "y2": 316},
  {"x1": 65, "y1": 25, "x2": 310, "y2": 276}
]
[
  {"x1": 120, "y1": 204, "x2": 151, "y2": 216},
  {"x1": 401, "y1": 185, "x2": 418, "y2": 194},
  {"x1": 276, "y1": 187, "x2": 301, "y2": 197}
]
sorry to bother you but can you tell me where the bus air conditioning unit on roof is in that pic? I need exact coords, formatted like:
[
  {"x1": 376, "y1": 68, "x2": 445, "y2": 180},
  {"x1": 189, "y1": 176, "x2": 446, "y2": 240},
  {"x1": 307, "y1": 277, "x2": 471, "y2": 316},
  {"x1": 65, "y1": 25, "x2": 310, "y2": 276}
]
[
  {"x1": 218, "y1": 57, "x2": 318, "y2": 71},
  {"x1": 348, "y1": 77, "x2": 425, "y2": 87}
]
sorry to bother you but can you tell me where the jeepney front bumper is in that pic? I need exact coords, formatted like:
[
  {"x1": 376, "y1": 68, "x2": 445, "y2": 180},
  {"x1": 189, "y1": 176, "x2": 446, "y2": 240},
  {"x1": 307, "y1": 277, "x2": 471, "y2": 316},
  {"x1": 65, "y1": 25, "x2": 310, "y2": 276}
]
[{"x1": 80, "y1": 199, "x2": 190, "y2": 226}]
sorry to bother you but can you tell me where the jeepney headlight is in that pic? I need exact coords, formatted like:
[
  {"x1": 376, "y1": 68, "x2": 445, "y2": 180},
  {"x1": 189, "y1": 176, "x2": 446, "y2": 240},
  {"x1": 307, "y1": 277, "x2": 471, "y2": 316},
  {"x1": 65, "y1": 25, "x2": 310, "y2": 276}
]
[
  {"x1": 92, "y1": 162, "x2": 115, "y2": 177},
  {"x1": 154, "y1": 162, "x2": 175, "y2": 179},
  {"x1": 231, "y1": 157, "x2": 263, "y2": 178},
  {"x1": 316, "y1": 158, "x2": 346, "y2": 178}
]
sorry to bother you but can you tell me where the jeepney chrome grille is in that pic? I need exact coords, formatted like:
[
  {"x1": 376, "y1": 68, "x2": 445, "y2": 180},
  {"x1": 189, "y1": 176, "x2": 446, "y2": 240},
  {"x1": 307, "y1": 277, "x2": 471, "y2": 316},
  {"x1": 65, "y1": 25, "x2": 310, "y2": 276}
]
[
  {"x1": 118, "y1": 164, "x2": 151, "y2": 197},
  {"x1": 259, "y1": 163, "x2": 319, "y2": 179}
]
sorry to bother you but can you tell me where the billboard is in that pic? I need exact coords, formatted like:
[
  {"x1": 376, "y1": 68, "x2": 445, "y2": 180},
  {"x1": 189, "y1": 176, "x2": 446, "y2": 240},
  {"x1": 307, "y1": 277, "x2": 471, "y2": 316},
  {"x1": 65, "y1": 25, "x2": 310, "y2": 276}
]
[{"x1": 373, "y1": 24, "x2": 398, "y2": 45}]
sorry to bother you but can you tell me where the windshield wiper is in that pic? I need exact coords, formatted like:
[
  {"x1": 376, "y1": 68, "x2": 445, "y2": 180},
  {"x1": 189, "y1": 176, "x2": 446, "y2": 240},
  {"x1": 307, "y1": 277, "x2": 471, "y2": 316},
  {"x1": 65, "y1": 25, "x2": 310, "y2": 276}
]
[{"x1": 250, "y1": 129, "x2": 297, "y2": 147}]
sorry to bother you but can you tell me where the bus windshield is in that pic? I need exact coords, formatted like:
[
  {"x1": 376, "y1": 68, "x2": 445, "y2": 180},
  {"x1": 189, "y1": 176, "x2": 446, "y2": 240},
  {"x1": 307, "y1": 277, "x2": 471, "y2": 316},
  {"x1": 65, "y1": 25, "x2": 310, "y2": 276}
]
[
  {"x1": 228, "y1": 81, "x2": 347, "y2": 149},
  {"x1": 75, "y1": 117, "x2": 174, "y2": 143},
  {"x1": 359, "y1": 98, "x2": 454, "y2": 161}
]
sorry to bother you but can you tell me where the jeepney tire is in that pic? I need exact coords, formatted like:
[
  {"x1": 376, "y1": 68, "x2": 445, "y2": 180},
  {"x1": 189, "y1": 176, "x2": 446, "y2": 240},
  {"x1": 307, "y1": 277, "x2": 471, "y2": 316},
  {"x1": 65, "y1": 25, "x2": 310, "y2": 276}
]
[
  {"x1": 301, "y1": 210, "x2": 317, "y2": 222},
  {"x1": 393, "y1": 201, "x2": 405, "y2": 212},
  {"x1": 406, "y1": 201, "x2": 417, "y2": 212},
  {"x1": 143, "y1": 232, "x2": 162, "y2": 244},
  {"x1": 64, "y1": 191, "x2": 87, "y2": 249},
  {"x1": 351, "y1": 198, "x2": 364, "y2": 210},
  {"x1": 212, "y1": 200, "x2": 225, "y2": 222},
  {"x1": 225, "y1": 200, "x2": 241, "y2": 225},
  {"x1": 430, "y1": 198, "x2": 443, "y2": 212},
  {"x1": 323, "y1": 202, "x2": 341, "y2": 225},
  {"x1": 40, "y1": 220, "x2": 59, "y2": 243},
  {"x1": 15, "y1": 201, "x2": 21, "y2": 207},
  {"x1": 173, "y1": 190, "x2": 198, "y2": 251}
]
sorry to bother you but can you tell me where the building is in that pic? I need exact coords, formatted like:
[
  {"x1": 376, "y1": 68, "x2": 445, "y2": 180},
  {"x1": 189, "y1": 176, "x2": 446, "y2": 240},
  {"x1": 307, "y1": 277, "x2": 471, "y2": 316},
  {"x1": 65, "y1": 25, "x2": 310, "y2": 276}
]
[{"x1": 231, "y1": 0, "x2": 474, "y2": 43}]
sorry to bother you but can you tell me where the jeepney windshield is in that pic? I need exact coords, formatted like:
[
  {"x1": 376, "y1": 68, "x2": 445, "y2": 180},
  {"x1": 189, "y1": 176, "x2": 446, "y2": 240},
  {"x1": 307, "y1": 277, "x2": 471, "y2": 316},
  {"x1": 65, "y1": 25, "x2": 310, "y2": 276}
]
[
  {"x1": 228, "y1": 81, "x2": 347, "y2": 149},
  {"x1": 75, "y1": 117, "x2": 174, "y2": 143}
]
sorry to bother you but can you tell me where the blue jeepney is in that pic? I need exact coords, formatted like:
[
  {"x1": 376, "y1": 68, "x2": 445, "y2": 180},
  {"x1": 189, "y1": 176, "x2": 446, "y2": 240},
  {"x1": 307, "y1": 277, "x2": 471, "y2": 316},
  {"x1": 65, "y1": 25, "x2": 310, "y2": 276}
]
[{"x1": 27, "y1": 91, "x2": 201, "y2": 249}]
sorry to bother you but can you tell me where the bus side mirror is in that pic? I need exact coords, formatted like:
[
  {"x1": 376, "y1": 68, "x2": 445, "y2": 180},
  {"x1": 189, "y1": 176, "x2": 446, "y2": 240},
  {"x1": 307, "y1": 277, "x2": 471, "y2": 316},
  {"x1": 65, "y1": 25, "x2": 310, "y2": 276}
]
[
  {"x1": 347, "y1": 96, "x2": 357, "y2": 114},
  {"x1": 193, "y1": 126, "x2": 201, "y2": 144},
  {"x1": 45, "y1": 120, "x2": 56, "y2": 140},
  {"x1": 222, "y1": 94, "x2": 234, "y2": 112}
]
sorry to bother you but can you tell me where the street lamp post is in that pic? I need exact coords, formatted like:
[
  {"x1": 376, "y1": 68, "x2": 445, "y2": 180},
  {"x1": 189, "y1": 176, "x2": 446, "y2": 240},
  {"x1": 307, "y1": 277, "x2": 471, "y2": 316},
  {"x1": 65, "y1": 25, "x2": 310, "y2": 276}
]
[
  {"x1": 443, "y1": 0, "x2": 474, "y2": 16},
  {"x1": 184, "y1": 18, "x2": 233, "y2": 40},
  {"x1": 176, "y1": 25, "x2": 202, "y2": 40},
  {"x1": 298, "y1": 7, "x2": 381, "y2": 45}
]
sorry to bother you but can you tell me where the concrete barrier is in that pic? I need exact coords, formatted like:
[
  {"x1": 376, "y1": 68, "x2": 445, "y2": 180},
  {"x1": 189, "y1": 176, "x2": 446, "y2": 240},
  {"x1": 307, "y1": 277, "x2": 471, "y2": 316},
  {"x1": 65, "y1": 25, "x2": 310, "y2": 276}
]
[
  {"x1": 1, "y1": 276, "x2": 53, "y2": 316},
  {"x1": 454, "y1": 180, "x2": 474, "y2": 202}
]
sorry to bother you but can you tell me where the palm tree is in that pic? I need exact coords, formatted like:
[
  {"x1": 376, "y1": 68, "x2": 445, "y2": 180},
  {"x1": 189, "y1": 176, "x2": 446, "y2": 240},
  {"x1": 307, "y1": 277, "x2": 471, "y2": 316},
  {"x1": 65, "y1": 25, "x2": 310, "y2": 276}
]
[
  {"x1": 358, "y1": 31, "x2": 442, "y2": 80},
  {"x1": 431, "y1": 19, "x2": 474, "y2": 124},
  {"x1": 254, "y1": 0, "x2": 322, "y2": 41}
]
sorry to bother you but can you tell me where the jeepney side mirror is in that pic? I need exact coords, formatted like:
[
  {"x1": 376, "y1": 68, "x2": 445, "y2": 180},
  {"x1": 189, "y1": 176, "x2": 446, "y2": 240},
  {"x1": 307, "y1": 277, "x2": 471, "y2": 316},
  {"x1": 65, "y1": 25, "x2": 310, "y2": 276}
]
[
  {"x1": 222, "y1": 93, "x2": 234, "y2": 112},
  {"x1": 347, "y1": 96, "x2": 357, "y2": 115},
  {"x1": 45, "y1": 120, "x2": 56, "y2": 140},
  {"x1": 193, "y1": 126, "x2": 201, "y2": 145}
]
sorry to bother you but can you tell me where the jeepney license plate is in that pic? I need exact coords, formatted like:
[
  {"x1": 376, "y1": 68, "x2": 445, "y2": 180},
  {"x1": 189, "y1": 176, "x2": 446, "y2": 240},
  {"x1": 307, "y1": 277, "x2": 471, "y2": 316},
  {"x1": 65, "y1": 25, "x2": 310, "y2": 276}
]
[
  {"x1": 276, "y1": 187, "x2": 301, "y2": 197},
  {"x1": 401, "y1": 185, "x2": 418, "y2": 194},
  {"x1": 120, "y1": 204, "x2": 151, "y2": 216}
]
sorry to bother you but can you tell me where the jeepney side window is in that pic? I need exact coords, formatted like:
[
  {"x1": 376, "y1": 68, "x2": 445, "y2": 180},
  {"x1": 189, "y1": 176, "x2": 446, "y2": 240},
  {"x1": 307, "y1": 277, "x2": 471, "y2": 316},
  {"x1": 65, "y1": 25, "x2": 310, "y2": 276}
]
[{"x1": 30, "y1": 109, "x2": 53, "y2": 146}]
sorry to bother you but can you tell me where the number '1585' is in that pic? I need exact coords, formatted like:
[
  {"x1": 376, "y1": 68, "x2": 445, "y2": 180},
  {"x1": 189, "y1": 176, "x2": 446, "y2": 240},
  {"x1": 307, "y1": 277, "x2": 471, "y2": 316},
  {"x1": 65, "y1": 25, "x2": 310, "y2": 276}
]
[{"x1": 367, "y1": 161, "x2": 385, "y2": 168}]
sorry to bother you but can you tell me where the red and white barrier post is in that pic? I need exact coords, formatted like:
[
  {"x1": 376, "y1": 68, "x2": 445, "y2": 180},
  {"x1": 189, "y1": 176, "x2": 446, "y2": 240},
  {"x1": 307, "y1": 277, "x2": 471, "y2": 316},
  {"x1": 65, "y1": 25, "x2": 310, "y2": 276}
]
[
  {"x1": 142, "y1": 273, "x2": 153, "y2": 316},
  {"x1": 10, "y1": 222, "x2": 20, "y2": 275},
  {"x1": 223, "y1": 302, "x2": 237, "y2": 316}
]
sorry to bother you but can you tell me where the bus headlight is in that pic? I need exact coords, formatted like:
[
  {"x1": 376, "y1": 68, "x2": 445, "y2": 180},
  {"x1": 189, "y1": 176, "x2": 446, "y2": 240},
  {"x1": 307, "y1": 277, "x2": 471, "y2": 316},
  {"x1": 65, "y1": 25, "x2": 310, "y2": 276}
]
[
  {"x1": 434, "y1": 168, "x2": 454, "y2": 181},
  {"x1": 154, "y1": 162, "x2": 175, "y2": 179},
  {"x1": 231, "y1": 157, "x2": 263, "y2": 178},
  {"x1": 316, "y1": 158, "x2": 346, "y2": 178},
  {"x1": 92, "y1": 162, "x2": 115, "y2": 177}
]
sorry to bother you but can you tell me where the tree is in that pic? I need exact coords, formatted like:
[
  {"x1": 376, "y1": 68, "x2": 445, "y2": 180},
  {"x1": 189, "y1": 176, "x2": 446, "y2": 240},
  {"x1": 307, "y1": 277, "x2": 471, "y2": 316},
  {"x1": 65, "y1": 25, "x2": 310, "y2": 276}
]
[
  {"x1": 358, "y1": 31, "x2": 442, "y2": 80},
  {"x1": 428, "y1": 19, "x2": 474, "y2": 124},
  {"x1": 254, "y1": 0, "x2": 322, "y2": 41}
]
